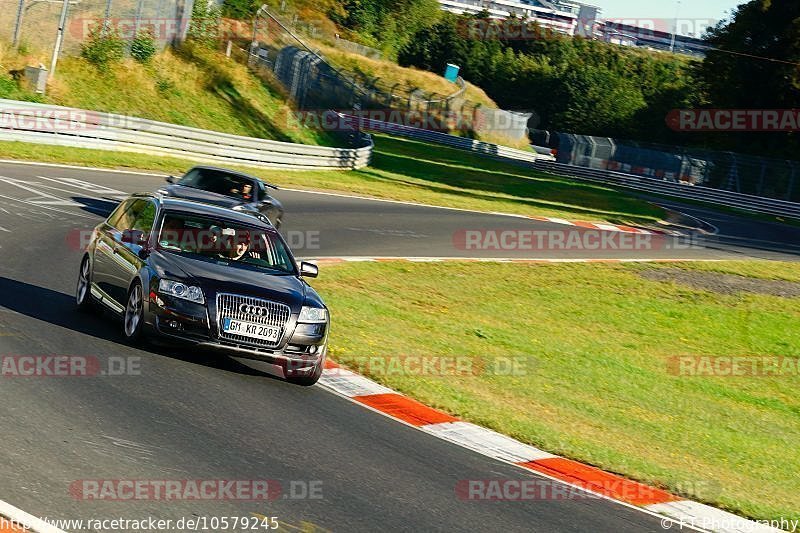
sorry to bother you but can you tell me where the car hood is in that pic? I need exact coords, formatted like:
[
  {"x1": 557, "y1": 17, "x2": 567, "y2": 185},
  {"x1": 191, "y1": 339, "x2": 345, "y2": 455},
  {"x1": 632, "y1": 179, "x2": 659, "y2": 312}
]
[
  {"x1": 149, "y1": 251, "x2": 316, "y2": 310},
  {"x1": 162, "y1": 184, "x2": 244, "y2": 208}
]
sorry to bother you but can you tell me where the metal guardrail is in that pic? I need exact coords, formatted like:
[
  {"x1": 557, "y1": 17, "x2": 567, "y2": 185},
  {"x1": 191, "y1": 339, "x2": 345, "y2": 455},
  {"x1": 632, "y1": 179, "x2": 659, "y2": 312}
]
[
  {"x1": 349, "y1": 115, "x2": 542, "y2": 166},
  {"x1": 355, "y1": 116, "x2": 800, "y2": 218},
  {"x1": 534, "y1": 161, "x2": 800, "y2": 219},
  {"x1": 0, "y1": 99, "x2": 373, "y2": 170}
]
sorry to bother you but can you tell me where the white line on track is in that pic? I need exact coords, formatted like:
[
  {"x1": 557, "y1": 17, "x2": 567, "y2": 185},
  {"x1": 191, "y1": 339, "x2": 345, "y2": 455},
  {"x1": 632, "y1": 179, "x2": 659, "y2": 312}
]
[
  {"x1": 0, "y1": 193, "x2": 94, "y2": 219},
  {"x1": 0, "y1": 160, "x2": 720, "y2": 237},
  {"x1": 32, "y1": 177, "x2": 127, "y2": 204},
  {"x1": 0, "y1": 160, "x2": 551, "y2": 218},
  {"x1": 0, "y1": 499, "x2": 66, "y2": 533},
  {"x1": 0, "y1": 159, "x2": 166, "y2": 177},
  {"x1": 0, "y1": 177, "x2": 81, "y2": 207},
  {"x1": 36, "y1": 176, "x2": 128, "y2": 200}
]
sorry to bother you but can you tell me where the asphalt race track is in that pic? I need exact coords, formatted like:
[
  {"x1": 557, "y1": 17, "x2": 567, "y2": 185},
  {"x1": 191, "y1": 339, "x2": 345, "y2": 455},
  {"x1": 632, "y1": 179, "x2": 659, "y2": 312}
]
[{"x1": 0, "y1": 160, "x2": 798, "y2": 533}]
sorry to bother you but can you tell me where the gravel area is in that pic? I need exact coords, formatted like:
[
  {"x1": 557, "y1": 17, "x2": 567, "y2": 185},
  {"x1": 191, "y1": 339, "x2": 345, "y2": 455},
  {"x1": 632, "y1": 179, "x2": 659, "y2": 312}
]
[{"x1": 639, "y1": 268, "x2": 800, "y2": 298}]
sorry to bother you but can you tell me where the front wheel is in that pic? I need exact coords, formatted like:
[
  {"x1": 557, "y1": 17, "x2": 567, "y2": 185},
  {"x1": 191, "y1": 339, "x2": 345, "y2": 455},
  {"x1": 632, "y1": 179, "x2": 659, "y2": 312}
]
[
  {"x1": 76, "y1": 256, "x2": 94, "y2": 312},
  {"x1": 123, "y1": 282, "x2": 145, "y2": 343}
]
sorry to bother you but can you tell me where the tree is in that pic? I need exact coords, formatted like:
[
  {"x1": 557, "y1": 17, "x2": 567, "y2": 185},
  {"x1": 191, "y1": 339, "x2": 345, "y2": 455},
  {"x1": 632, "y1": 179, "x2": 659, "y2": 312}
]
[
  {"x1": 702, "y1": 0, "x2": 800, "y2": 109},
  {"x1": 399, "y1": 13, "x2": 698, "y2": 142},
  {"x1": 330, "y1": 0, "x2": 441, "y2": 58},
  {"x1": 696, "y1": 0, "x2": 800, "y2": 155}
]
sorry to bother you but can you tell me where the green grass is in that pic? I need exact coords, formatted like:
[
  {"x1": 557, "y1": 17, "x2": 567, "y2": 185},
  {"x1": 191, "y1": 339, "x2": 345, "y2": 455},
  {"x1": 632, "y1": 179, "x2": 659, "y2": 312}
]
[
  {"x1": 311, "y1": 260, "x2": 800, "y2": 521},
  {"x1": 0, "y1": 134, "x2": 666, "y2": 225},
  {"x1": 312, "y1": 40, "x2": 498, "y2": 108},
  {"x1": 43, "y1": 46, "x2": 334, "y2": 146}
]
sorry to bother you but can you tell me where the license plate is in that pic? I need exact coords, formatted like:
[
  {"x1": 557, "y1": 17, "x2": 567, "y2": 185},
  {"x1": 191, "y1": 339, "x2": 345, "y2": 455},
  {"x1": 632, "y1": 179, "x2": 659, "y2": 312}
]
[{"x1": 222, "y1": 318, "x2": 280, "y2": 342}]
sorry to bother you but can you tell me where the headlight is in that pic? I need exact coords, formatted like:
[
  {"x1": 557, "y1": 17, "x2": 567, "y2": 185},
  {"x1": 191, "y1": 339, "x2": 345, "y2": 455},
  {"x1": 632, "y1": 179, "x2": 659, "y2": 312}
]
[
  {"x1": 298, "y1": 306, "x2": 327, "y2": 323},
  {"x1": 158, "y1": 279, "x2": 205, "y2": 304}
]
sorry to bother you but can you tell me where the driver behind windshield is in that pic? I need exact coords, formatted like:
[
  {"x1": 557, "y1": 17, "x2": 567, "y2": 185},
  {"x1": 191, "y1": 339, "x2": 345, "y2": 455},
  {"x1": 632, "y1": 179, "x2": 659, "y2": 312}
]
[
  {"x1": 155, "y1": 213, "x2": 291, "y2": 273},
  {"x1": 217, "y1": 228, "x2": 260, "y2": 261},
  {"x1": 229, "y1": 182, "x2": 253, "y2": 201}
]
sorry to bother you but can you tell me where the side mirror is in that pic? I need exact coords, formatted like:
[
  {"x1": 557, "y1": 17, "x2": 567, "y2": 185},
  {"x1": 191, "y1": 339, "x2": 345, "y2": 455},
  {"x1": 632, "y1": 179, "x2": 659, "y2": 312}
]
[
  {"x1": 165, "y1": 175, "x2": 175, "y2": 184},
  {"x1": 121, "y1": 229, "x2": 147, "y2": 246},
  {"x1": 299, "y1": 262, "x2": 318, "y2": 278}
]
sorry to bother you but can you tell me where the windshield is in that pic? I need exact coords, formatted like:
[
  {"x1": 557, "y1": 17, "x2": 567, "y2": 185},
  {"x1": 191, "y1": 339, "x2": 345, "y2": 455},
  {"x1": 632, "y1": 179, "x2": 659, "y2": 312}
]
[
  {"x1": 177, "y1": 168, "x2": 256, "y2": 201},
  {"x1": 156, "y1": 211, "x2": 295, "y2": 274}
]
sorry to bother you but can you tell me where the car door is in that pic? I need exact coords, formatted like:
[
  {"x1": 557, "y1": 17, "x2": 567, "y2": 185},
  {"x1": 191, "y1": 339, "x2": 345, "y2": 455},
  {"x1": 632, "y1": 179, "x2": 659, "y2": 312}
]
[
  {"x1": 103, "y1": 199, "x2": 157, "y2": 307},
  {"x1": 92, "y1": 199, "x2": 135, "y2": 310}
]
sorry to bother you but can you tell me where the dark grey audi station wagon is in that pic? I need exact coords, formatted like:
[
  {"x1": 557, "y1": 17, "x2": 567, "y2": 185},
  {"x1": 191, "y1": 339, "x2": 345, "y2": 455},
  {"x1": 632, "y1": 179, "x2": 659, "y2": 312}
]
[{"x1": 75, "y1": 192, "x2": 328, "y2": 385}]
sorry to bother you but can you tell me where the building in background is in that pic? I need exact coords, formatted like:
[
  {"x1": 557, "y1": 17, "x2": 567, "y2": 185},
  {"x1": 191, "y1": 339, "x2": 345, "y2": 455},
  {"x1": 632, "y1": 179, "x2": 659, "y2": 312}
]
[
  {"x1": 439, "y1": 0, "x2": 597, "y2": 36},
  {"x1": 600, "y1": 21, "x2": 709, "y2": 56},
  {"x1": 438, "y1": 0, "x2": 709, "y2": 56}
]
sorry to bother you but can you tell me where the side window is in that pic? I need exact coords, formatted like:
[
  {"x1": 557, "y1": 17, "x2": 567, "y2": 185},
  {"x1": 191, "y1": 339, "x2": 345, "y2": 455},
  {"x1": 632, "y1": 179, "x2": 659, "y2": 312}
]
[
  {"x1": 178, "y1": 169, "x2": 202, "y2": 188},
  {"x1": 132, "y1": 202, "x2": 157, "y2": 232},
  {"x1": 106, "y1": 200, "x2": 133, "y2": 229},
  {"x1": 114, "y1": 200, "x2": 151, "y2": 231}
]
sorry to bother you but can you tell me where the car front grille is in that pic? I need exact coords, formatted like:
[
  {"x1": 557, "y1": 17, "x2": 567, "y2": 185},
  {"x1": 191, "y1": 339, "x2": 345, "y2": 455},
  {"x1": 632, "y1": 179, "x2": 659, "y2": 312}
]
[{"x1": 216, "y1": 293, "x2": 291, "y2": 348}]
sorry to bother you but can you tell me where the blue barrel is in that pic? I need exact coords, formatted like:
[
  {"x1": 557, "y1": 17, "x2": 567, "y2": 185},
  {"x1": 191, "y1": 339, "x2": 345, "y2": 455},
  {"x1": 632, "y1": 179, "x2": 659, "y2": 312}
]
[{"x1": 444, "y1": 63, "x2": 460, "y2": 83}]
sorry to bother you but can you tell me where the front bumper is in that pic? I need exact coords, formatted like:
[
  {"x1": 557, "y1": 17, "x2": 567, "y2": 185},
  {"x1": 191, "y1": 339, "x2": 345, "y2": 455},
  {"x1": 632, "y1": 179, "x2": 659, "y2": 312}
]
[{"x1": 147, "y1": 293, "x2": 327, "y2": 374}]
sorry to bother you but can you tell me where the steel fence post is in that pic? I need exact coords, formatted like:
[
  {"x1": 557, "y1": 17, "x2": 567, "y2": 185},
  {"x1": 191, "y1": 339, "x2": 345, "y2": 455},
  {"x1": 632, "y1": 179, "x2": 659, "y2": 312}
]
[
  {"x1": 757, "y1": 161, "x2": 766, "y2": 196},
  {"x1": 12, "y1": 0, "x2": 25, "y2": 47},
  {"x1": 134, "y1": 0, "x2": 144, "y2": 36},
  {"x1": 102, "y1": 0, "x2": 113, "y2": 35},
  {"x1": 49, "y1": 0, "x2": 71, "y2": 76}
]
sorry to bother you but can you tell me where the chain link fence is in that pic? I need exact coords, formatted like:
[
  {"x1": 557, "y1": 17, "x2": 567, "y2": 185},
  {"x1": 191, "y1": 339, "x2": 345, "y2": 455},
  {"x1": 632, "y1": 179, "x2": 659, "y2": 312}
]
[
  {"x1": 532, "y1": 130, "x2": 800, "y2": 203},
  {"x1": 331, "y1": 36, "x2": 382, "y2": 60},
  {"x1": 227, "y1": 7, "x2": 531, "y2": 141},
  {"x1": 0, "y1": 0, "x2": 191, "y2": 56}
]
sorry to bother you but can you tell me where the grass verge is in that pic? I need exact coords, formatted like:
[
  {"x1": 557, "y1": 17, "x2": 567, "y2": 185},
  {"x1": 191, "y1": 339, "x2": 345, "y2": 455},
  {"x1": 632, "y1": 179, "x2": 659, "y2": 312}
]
[
  {"x1": 2, "y1": 44, "x2": 333, "y2": 146},
  {"x1": 311, "y1": 260, "x2": 800, "y2": 521},
  {"x1": 311, "y1": 40, "x2": 498, "y2": 108},
  {"x1": 0, "y1": 134, "x2": 666, "y2": 225}
]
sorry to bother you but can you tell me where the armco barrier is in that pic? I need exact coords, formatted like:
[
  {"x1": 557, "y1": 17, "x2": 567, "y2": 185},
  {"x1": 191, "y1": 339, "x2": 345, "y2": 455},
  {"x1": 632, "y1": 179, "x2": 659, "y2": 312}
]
[
  {"x1": 348, "y1": 115, "x2": 542, "y2": 165},
  {"x1": 534, "y1": 161, "x2": 800, "y2": 219},
  {"x1": 356, "y1": 116, "x2": 800, "y2": 219},
  {"x1": 0, "y1": 100, "x2": 372, "y2": 170}
]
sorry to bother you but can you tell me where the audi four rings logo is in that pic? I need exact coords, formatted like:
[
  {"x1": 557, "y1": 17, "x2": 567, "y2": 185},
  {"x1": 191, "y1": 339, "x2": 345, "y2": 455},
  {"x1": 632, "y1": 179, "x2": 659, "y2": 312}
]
[{"x1": 239, "y1": 304, "x2": 269, "y2": 316}]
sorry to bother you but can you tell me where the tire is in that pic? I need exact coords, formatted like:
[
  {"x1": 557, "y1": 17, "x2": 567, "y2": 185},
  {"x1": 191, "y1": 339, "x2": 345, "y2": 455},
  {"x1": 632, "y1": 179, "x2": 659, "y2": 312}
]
[
  {"x1": 286, "y1": 359, "x2": 323, "y2": 386},
  {"x1": 123, "y1": 281, "x2": 145, "y2": 343},
  {"x1": 76, "y1": 256, "x2": 94, "y2": 312}
]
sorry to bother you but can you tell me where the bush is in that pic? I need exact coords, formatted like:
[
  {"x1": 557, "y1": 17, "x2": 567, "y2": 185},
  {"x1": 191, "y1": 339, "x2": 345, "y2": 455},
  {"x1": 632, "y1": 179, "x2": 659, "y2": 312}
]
[
  {"x1": 81, "y1": 28, "x2": 125, "y2": 69},
  {"x1": 0, "y1": 73, "x2": 43, "y2": 102},
  {"x1": 186, "y1": 1, "x2": 221, "y2": 48},
  {"x1": 130, "y1": 30, "x2": 157, "y2": 63},
  {"x1": 222, "y1": 0, "x2": 259, "y2": 19},
  {"x1": 0, "y1": 75, "x2": 17, "y2": 98}
]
